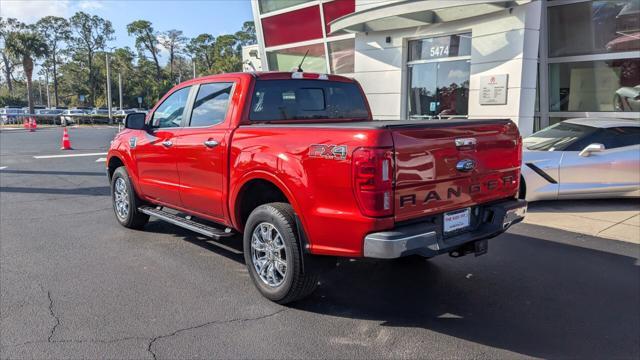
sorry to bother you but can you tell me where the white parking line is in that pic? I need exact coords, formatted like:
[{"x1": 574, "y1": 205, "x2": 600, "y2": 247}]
[
  {"x1": 0, "y1": 166, "x2": 6, "y2": 170},
  {"x1": 33, "y1": 152, "x2": 107, "y2": 159},
  {"x1": 96, "y1": 157, "x2": 107, "y2": 162}
]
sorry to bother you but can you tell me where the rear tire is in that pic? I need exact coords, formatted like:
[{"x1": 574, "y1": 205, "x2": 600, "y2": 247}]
[
  {"x1": 243, "y1": 202, "x2": 318, "y2": 304},
  {"x1": 111, "y1": 166, "x2": 149, "y2": 229}
]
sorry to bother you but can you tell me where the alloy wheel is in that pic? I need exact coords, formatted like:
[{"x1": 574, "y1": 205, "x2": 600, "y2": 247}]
[
  {"x1": 251, "y1": 222, "x2": 287, "y2": 287},
  {"x1": 114, "y1": 177, "x2": 129, "y2": 219}
]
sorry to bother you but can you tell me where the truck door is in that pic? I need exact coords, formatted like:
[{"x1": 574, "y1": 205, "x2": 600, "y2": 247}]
[
  {"x1": 134, "y1": 85, "x2": 191, "y2": 207},
  {"x1": 174, "y1": 82, "x2": 235, "y2": 222}
]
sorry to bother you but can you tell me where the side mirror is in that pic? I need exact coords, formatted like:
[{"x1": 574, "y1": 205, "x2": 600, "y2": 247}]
[
  {"x1": 124, "y1": 112, "x2": 147, "y2": 130},
  {"x1": 579, "y1": 143, "x2": 605, "y2": 157}
]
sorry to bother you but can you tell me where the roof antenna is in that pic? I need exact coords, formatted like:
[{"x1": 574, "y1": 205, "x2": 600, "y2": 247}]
[{"x1": 296, "y1": 50, "x2": 309, "y2": 72}]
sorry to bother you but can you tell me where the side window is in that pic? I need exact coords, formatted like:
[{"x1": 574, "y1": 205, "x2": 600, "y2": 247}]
[
  {"x1": 189, "y1": 82, "x2": 233, "y2": 127},
  {"x1": 598, "y1": 127, "x2": 640, "y2": 149},
  {"x1": 151, "y1": 86, "x2": 191, "y2": 128}
]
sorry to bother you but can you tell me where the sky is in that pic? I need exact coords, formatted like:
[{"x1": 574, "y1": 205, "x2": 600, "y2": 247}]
[{"x1": 1, "y1": 0, "x2": 254, "y2": 63}]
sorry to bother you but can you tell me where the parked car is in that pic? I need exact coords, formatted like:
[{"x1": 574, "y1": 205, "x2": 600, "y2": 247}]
[
  {"x1": 0, "y1": 107, "x2": 25, "y2": 124},
  {"x1": 520, "y1": 118, "x2": 640, "y2": 201},
  {"x1": 60, "y1": 109, "x2": 87, "y2": 125},
  {"x1": 114, "y1": 109, "x2": 137, "y2": 116},
  {"x1": 46, "y1": 109, "x2": 65, "y2": 115},
  {"x1": 21, "y1": 106, "x2": 45, "y2": 114},
  {"x1": 90, "y1": 108, "x2": 110, "y2": 116},
  {"x1": 107, "y1": 71, "x2": 527, "y2": 303},
  {"x1": 35, "y1": 108, "x2": 65, "y2": 115},
  {"x1": 33, "y1": 108, "x2": 65, "y2": 124},
  {"x1": 133, "y1": 108, "x2": 148, "y2": 113}
]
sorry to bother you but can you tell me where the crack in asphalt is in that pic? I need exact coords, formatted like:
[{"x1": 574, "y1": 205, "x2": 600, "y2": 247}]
[
  {"x1": 146, "y1": 308, "x2": 288, "y2": 360},
  {"x1": 2, "y1": 303, "x2": 287, "y2": 360},
  {"x1": 46, "y1": 291, "x2": 60, "y2": 343}
]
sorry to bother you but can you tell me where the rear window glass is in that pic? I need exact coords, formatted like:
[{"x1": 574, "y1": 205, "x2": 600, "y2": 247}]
[{"x1": 249, "y1": 79, "x2": 369, "y2": 121}]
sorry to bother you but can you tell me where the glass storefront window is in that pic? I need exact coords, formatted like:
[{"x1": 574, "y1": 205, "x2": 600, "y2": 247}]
[
  {"x1": 408, "y1": 33, "x2": 471, "y2": 61},
  {"x1": 549, "y1": 58, "x2": 640, "y2": 112},
  {"x1": 328, "y1": 38, "x2": 355, "y2": 74},
  {"x1": 259, "y1": 0, "x2": 312, "y2": 14},
  {"x1": 548, "y1": 0, "x2": 640, "y2": 57},
  {"x1": 266, "y1": 43, "x2": 327, "y2": 73},
  {"x1": 408, "y1": 60, "x2": 470, "y2": 119}
]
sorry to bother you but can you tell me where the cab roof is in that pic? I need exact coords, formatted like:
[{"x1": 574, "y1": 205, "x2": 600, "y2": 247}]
[{"x1": 180, "y1": 71, "x2": 355, "y2": 84}]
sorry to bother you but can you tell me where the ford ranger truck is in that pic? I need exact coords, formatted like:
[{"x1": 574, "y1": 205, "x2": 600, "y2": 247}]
[{"x1": 107, "y1": 72, "x2": 527, "y2": 304}]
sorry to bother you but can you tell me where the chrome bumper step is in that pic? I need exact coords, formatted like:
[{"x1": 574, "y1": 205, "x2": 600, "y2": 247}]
[{"x1": 138, "y1": 206, "x2": 235, "y2": 240}]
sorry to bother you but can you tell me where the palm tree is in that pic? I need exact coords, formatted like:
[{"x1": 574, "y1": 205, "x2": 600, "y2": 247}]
[{"x1": 5, "y1": 30, "x2": 48, "y2": 114}]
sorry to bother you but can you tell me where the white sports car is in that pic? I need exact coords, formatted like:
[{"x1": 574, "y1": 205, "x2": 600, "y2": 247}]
[{"x1": 520, "y1": 118, "x2": 640, "y2": 202}]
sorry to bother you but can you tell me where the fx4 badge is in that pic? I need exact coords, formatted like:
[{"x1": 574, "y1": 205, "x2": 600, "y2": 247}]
[{"x1": 309, "y1": 144, "x2": 347, "y2": 160}]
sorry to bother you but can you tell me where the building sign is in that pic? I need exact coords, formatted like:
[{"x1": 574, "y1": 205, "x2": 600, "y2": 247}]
[
  {"x1": 479, "y1": 74, "x2": 508, "y2": 105},
  {"x1": 408, "y1": 33, "x2": 471, "y2": 61}
]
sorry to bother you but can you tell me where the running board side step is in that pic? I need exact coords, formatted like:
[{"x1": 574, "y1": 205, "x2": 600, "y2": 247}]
[{"x1": 138, "y1": 206, "x2": 235, "y2": 240}]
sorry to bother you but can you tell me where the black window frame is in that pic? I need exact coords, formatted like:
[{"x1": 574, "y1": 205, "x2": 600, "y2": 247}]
[
  {"x1": 149, "y1": 86, "x2": 193, "y2": 129},
  {"x1": 186, "y1": 81, "x2": 235, "y2": 128}
]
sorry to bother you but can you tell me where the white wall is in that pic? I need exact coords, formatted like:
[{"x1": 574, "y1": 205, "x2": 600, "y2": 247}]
[
  {"x1": 351, "y1": 0, "x2": 542, "y2": 134},
  {"x1": 242, "y1": 44, "x2": 263, "y2": 72}
]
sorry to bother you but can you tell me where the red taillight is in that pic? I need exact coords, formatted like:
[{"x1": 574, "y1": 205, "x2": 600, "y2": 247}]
[{"x1": 352, "y1": 147, "x2": 394, "y2": 217}]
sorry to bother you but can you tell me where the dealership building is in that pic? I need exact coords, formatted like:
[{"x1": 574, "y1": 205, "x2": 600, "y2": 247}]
[{"x1": 245, "y1": 0, "x2": 639, "y2": 135}]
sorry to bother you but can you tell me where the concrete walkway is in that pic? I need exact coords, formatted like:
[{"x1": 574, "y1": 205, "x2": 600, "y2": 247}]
[{"x1": 525, "y1": 199, "x2": 640, "y2": 244}]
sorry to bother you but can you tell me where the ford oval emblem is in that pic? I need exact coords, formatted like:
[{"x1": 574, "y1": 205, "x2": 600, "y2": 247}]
[{"x1": 456, "y1": 159, "x2": 476, "y2": 172}]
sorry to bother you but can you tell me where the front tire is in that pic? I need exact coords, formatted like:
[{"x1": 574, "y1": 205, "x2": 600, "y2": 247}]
[
  {"x1": 243, "y1": 203, "x2": 318, "y2": 304},
  {"x1": 111, "y1": 166, "x2": 149, "y2": 229}
]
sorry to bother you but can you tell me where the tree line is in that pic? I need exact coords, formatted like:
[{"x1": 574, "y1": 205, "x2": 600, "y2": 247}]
[{"x1": 0, "y1": 13, "x2": 256, "y2": 113}]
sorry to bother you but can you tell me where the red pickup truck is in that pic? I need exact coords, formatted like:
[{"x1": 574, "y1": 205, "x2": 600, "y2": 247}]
[{"x1": 107, "y1": 71, "x2": 527, "y2": 303}]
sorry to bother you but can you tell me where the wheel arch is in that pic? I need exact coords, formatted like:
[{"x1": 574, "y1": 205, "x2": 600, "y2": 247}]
[
  {"x1": 231, "y1": 172, "x2": 305, "y2": 234},
  {"x1": 107, "y1": 152, "x2": 143, "y2": 196},
  {"x1": 107, "y1": 155, "x2": 125, "y2": 182}
]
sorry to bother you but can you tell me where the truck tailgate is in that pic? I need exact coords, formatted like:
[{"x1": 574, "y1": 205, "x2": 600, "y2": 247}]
[{"x1": 390, "y1": 119, "x2": 521, "y2": 222}]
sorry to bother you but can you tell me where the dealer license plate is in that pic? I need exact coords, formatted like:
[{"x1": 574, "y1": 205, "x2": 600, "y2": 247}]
[{"x1": 444, "y1": 208, "x2": 471, "y2": 234}]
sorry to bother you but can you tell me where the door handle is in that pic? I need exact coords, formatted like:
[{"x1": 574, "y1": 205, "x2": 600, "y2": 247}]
[
  {"x1": 204, "y1": 140, "x2": 219, "y2": 148},
  {"x1": 162, "y1": 140, "x2": 173, "y2": 147}
]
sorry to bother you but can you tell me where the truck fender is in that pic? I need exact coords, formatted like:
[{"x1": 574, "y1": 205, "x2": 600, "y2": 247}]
[
  {"x1": 230, "y1": 171, "x2": 308, "y2": 238},
  {"x1": 107, "y1": 148, "x2": 143, "y2": 197}
]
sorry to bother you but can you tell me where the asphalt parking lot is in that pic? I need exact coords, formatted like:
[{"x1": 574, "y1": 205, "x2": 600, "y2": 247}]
[{"x1": 1, "y1": 127, "x2": 639, "y2": 359}]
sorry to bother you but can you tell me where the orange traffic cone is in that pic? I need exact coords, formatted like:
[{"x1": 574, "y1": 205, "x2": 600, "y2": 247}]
[
  {"x1": 61, "y1": 127, "x2": 73, "y2": 150},
  {"x1": 29, "y1": 117, "x2": 37, "y2": 132},
  {"x1": 23, "y1": 117, "x2": 29, "y2": 129}
]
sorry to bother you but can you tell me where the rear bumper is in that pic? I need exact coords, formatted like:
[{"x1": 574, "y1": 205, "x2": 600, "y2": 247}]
[{"x1": 363, "y1": 199, "x2": 527, "y2": 259}]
